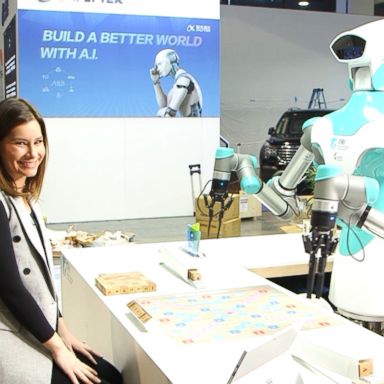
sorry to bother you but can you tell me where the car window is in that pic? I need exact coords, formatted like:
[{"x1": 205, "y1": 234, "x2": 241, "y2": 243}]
[
  {"x1": 274, "y1": 112, "x2": 329, "y2": 137},
  {"x1": 275, "y1": 115, "x2": 305, "y2": 137},
  {"x1": 290, "y1": 117, "x2": 309, "y2": 135},
  {"x1": 275, "y1": 116, "x2": 289, "y2": 136}
]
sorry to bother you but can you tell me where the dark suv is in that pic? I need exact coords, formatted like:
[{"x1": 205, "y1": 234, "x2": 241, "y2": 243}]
[{"x1": 259, "y1": 108, "x2": 333, "y2": 193}]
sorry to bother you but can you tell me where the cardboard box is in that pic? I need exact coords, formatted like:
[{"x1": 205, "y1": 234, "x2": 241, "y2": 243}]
[
  {"x1": 239, "y1": 191, "x2": 262, "y2": 219},
  {"x1": 195, "y1": 194, "x2": 240, "y2": 223},
  {"x1": 199, "y1": 217, "x2": 241, "y2": 239}
]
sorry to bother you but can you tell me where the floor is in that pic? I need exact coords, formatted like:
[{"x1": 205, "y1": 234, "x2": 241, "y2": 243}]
[{"x1": 47, "y1": 211, "x2": 300, "y2": 244}]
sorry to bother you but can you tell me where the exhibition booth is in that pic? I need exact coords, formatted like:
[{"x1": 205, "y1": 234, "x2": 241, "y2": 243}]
[{"x1": 3, "y1": 0, "x2": 384, "y2": 382}]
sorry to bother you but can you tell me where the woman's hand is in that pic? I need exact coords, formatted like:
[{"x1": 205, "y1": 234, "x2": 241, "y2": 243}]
[{"x1": 44, "y1": 333, "x2": 100, "y2": 384}]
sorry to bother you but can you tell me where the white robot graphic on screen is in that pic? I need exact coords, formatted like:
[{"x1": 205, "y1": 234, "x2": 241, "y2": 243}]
[
  {"x1": 150, "y1": 48, "x2": 203, "y2": 117},
  {"x1": 206, "y1": 19, "x2": 384, "y2": 327}
]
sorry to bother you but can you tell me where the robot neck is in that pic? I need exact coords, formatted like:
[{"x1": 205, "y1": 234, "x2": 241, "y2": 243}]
[
  {"x1": 169, "y1": 64, "x2": 180, "y2": 78},
  {"x1": 352, "y1": 66, "x2": 372, "y2": 91}
]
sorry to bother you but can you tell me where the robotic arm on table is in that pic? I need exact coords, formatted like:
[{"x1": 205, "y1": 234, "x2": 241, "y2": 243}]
[
  {"x1": 209, "y1": 127, "x2": 330, "y2": 298},
  {"x1": 302, "y1": 165, "x2": 382, "y2": 299},
  {"x1": 210, "y1": 120, "x2": 317, "y2": 223},
  {"x1": 204, "y1": 148, "x2": 259, "y2": 238},
  {"x1": 209, "y1": 125, "x2": 384, "y2": 299}
]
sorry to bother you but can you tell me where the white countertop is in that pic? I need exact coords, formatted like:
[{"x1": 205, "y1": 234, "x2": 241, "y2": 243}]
[{"x1": 61, "y1": 234, "x2": 384, "y2": 384}]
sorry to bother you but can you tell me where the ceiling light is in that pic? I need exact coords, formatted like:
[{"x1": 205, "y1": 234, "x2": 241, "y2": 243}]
[{"x1": 298, "y1": 1, "x2": 309, "y2": 6}]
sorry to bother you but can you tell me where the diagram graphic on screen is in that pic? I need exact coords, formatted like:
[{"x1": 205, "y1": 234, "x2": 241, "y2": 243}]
[
  {"x1": 150, "y1": 48, "x2": 203, "y2": 117},
  {"x1": 42, "y1": 66, "x2": 75, "y2": 98}
]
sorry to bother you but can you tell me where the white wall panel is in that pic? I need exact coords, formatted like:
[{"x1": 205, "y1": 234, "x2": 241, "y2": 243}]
[
  {"x1": 220, "y1": 6, "x2": 378, "y2": 160},
  {"x1": 40, "y1": 118, "x2": 219, "y2": 222}
]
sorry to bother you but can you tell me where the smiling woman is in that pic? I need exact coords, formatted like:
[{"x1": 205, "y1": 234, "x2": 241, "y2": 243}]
[
  {"x1": 1, "y1": 120, "x2": 46, "y2": 191},
  {"x1": 0, "y1": 98, "x2": 123, "y2": 384},
  {"x1": 0, "y1": 98, "x2": 48, "y2": 199}
]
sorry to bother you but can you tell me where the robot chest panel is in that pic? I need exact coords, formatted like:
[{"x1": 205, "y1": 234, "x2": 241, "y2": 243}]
[{"x1": 312, "y1": 121, "x2": 384, "y2": 174}]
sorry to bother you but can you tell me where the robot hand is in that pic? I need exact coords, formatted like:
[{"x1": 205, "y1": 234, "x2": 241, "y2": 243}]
[
  {"x1": 150, "y1": 67, "x2": 160, "y2": 84},
  {"x1": 205, "y1": 147, "x2": 259, "y2": 238},
  {"x1": 156, "y1": 107, "x2": 167, "y2": 117},
  {"x1": 302, "y1": 227, "x2": 339, "y2": 299},
  {"x1": 156, "y1": 107, "x2": 176, "y2": 117},
  {"x1": 301, "y1": 164, "x2": 382, "y2": 298}
]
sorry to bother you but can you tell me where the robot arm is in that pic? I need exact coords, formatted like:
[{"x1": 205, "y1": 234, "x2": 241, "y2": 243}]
[
  {"x1": 211, "y1": 123, "x2": 316, "y2": 221},
  {"x1": 211, "y1": 148, "x2": 260, "y2": 198},
  {"x1": 302, "y1": 164, "x2": 384, "y2": 298},
  {"x1": 150, "y1": 67, "x2": 168, "y2": 110},
  {"x1": 210, "y1": 143, "x2": 336, "y2": 299},
  {"x1": 209, "y1": 124, "x2": 326, "y2": 297},
  {"x1": 262, "y1": 122, "x2": 316, "y2": 219},
  {"x1": 265, "y1": 135, "x2": 315, "y2": 219},
  {"x1": 166, "y1": 76, "x2": 190, "y2": 116},
  {"x1": 150, "y1": 70, "x2": 191, "y2": 117},
  {"x1": 207, "y1": 147, "x2": 260, "y2": 237},
  {"x1": 308, "y1": 164, "x2": 383, "y2": 238},
  {"x1": 210, "y1": 124, "x2": 384, "y2": 298},
  {"x1": 208, "y1": 133, "x2": 315, "y2": 240}
]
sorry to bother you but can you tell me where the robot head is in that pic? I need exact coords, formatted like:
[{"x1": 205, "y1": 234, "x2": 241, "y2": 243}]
[
  {"x1": 330, "y1": 19, "x2": 384, "y2": 91},
  {"x1": 154, "y1": 49, "x2": 180, "y2": 78}
]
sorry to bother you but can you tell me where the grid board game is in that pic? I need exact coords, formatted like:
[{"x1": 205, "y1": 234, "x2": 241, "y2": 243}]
[{"x1": 129, "y1": 285, "x2": 342, "y2": 344}]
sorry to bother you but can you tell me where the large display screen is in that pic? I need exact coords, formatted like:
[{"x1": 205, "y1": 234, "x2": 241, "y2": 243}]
[{"x1": 18, "y1": 9, "x2": 220, "y2": 117}]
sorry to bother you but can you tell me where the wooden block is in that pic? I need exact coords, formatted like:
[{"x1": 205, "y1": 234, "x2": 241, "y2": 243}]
[
  {"x1": 188, "y1": 269, "x2": 201, "y2": 281},
  {"x1": 127, "y1": 300, "x2": 152, "y2": 323},
  {"x1": 359, "y1": 359, "x2": 373, "y2": 377},
  {"x1": 95, "y1": 279, "x2": 120, "y2": 295},
  {"x1": 95, "y1": 272, "x2": 156, "y2": 296}
]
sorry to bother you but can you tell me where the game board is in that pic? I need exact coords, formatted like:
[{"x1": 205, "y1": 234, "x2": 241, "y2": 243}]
[{"x1": 128, "y1": 285, "x2": 343, "y2": 344}]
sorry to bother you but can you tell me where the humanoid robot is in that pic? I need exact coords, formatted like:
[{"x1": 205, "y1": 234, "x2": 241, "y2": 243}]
[
  {"x1": 150, "y1": 48, "x2": 203, "y2": 117},
  {"x1": 209, "y1": 19, "x2": 384, "y2": 329}
]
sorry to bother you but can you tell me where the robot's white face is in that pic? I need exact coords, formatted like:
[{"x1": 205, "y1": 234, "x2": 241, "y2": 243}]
[
  {"x1": 329, "y1": 19, "x2": 384, "y2": 91},
  {"x1": 154, "y1": 49, "x2": 179, "y2": 78},
  {"x1": 331, "y1": 35, "x2": 366, "y2": 61},
  {"x1": 155, "y1": 56, "x2": 172, "y2": 78}
]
